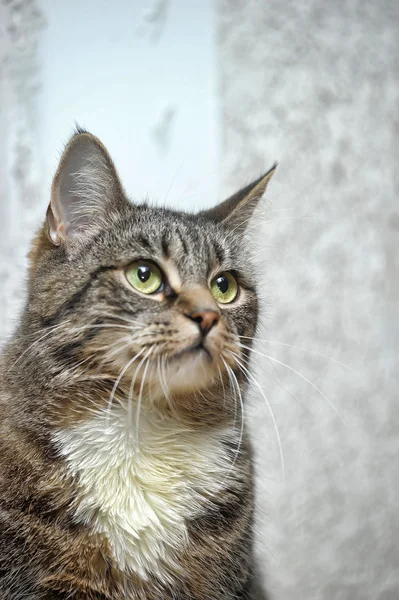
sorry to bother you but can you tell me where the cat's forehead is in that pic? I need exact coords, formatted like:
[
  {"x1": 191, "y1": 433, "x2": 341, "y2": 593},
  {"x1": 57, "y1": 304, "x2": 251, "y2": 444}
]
[{"x1": 103, "y1": 205, "x2": 240, "y2": 279}]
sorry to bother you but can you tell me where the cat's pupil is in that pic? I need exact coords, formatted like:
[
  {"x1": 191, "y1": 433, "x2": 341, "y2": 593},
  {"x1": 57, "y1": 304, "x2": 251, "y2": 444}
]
[
  {"x1": 138, "y1": 266, "x2": 151, "y2": 283},
  {"x1": 217, "y1": 276, "x2": 229, "y2": 294}
]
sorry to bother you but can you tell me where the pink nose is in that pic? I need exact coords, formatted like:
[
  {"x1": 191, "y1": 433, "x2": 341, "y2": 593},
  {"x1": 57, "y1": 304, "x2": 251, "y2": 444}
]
[{"x1": 186, "y1": 310, "x2": 220, "y2": 335}]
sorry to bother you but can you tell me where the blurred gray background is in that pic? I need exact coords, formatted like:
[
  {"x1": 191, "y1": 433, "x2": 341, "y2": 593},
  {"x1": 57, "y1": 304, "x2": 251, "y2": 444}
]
[{"x1": 0, "y1": 1, "x2": 398, "y2": 598}]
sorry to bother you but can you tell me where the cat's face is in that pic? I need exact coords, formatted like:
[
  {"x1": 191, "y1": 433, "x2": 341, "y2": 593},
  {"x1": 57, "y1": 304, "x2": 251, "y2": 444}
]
[{"x1": 26, "y1": 131, "x2": 275, "y2": 421}]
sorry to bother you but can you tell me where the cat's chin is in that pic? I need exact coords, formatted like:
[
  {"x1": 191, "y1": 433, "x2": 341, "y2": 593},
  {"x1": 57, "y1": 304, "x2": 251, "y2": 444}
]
[
  {"x1": 170, "y1": 341, "x2": 213, "y2": 363},
  {"x1": 153, "y1": 346, "x2": 217, "y2": 396}
]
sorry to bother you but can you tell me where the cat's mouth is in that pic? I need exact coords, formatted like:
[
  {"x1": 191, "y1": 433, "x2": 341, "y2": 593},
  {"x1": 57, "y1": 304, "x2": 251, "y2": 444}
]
[
  {"x1": 149, "y1": 337, "x2": 219, "y2": 396},
  {"x1": 170, "y1": 339, "x2": 213, "y2": 362}
]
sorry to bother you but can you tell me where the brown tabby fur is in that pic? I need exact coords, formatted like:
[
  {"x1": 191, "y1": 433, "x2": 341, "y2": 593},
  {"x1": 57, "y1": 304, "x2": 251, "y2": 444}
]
[{"x1": 0, "y1": 129, "x2": 275, "y2": 599}]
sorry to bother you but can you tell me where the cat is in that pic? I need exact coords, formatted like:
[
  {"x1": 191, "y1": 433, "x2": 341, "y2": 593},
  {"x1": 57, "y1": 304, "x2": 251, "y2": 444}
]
[{"x1": 0, "y1": 128, "x2": 275, "y2": 599}]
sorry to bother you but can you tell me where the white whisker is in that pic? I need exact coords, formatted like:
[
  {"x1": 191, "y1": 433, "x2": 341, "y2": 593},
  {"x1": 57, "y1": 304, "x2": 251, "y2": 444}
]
[
  {"x1": 135, "y1": 347, "x2": 155, "y2": 440},
  {"x1": 237, "y1": 342, "x2": 345, "y2": 424},
  {"x1": 160, "y1": 353, "x2": 180, "y2": 420},
  {"x1": 93, "y1": 311, "x2": 146, "y2": 328},
  {"x1": 229, "y1": 350, "x2": 285, "y2": 478},
  {"x1": 221, "y1": 358, "x2": 245, "y2": 480},
  {"x1": 107, "y1": 348, "x2": 145, "y2": 423},
  {"x1": 217, "y1": 364, "x2": 227, "y2": 409},
  {"x1": 223, "y1": 357, "x2": 239, "y2": 430},
  {"x1": 128, "y1": 348, "x2": 153, "y2": 434},
  {"x1": 69, "y1": 323, "x2": 140, "y2": 334},
  {"x1": 239, "y1": 335, "x2": 357, "y2": 373},
  {"x1": 8, "y1": 321, "x2": 71, "y2": 371}
]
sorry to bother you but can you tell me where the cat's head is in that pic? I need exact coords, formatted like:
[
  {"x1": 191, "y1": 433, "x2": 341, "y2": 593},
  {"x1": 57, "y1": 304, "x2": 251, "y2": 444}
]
[{"x1": 24, "y1": 130, "x2": 275, "y2": 424}]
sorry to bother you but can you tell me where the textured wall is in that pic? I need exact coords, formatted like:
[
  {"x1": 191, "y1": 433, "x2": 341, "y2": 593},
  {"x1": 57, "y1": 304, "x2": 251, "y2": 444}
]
[
  {"x1": 217, "y1": 1, "x2": 399, "y2": 598},
  {"x1": 38, "y1": 0, "x2": 220, "y2": 213},
  {"x1": 0, "y1": 0, "x2": 44, "y2": 344}
]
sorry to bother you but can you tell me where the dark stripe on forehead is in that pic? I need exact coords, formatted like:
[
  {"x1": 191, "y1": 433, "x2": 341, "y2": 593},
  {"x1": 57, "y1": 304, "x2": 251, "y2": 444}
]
[
  {"x1": 161, "y1": 233, "x2": 170, "y2": 258},
  {"x1": 175, "y1": 228, "x2": 188, "y2": 255},
  {"x1": 138, "y1": 235, "x2": 152, "y2": 250},
  {"x1": 213, "y1": 241, "x2": 226, "y2": 264}
]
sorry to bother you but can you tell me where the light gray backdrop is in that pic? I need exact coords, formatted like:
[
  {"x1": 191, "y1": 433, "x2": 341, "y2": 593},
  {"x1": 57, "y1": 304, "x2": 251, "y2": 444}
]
[
  {"x1": 218, "y1": 1, "x2": 398, "y2": 598},
  {"x1": 1, "y1": 1, "x2": 398, "y2": 598}
]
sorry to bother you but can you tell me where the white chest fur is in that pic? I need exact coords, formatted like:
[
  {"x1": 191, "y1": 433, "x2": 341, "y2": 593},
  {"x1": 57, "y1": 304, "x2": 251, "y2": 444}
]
[{"x1": 55, "y1": 407, "x2": 235, "y2": 580}]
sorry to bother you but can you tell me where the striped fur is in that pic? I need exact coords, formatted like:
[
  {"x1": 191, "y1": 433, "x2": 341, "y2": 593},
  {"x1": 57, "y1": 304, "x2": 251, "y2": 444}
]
[{"x1": 0, "y1": 130, "x2": 275, "y2": 599}]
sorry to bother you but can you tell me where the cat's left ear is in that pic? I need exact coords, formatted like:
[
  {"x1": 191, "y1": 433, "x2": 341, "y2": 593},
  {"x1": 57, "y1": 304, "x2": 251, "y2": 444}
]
[
  {"x1": 47, "y1": 130, "x2": 126, "y2": 245},
  {"x1": 200, "y1": 163, "x2": 277, "y2": 235}
]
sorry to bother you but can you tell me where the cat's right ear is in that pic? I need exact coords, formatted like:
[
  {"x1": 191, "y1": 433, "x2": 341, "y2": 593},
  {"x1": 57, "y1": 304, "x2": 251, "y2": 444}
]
[
  {"x1": 199, "y1": 163, "x2": 277, "y2": 236},
  {"x1": 47, "y1": 130, "x2": 126, "y2": 246}
]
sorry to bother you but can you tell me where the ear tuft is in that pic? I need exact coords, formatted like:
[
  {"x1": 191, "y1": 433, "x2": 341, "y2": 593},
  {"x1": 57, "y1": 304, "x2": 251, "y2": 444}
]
[
  {"x1": 73, "y1": 123, "x2": 89, "y2": 136},
  {"x1": 47, "y1": 131, "x2": 125, "y2": 245},
  {"x1": 200, "y1": 162, "x2": 277, "y2": 235}
]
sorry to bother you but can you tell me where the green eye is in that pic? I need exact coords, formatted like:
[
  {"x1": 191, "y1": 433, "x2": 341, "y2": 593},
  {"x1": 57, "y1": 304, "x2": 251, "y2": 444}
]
[
  {"x1": 210, "y1": 271, "x2": 238, "y2": 304},
  {"x1": 125, "y1": 261, "x2": 163, "y2": 295}
]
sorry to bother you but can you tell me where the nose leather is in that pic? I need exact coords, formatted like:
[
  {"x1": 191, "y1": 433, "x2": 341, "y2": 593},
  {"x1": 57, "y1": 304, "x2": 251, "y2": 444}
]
[
  {"x1": 187, "y1": 310, "x2": 220, "y2": 335},
  {"x1": 177, "y1": 287, "x2": 220, "y2": 336}
]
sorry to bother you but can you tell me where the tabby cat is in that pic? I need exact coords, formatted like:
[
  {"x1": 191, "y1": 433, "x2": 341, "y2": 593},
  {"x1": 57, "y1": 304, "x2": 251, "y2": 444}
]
[{"x1": 0, "y1": 129, "x2": 275, "y2": 599}]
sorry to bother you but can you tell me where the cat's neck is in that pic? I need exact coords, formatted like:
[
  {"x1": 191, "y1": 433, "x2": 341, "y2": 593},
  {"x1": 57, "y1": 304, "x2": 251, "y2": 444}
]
[{"x1": 54, "y1": 402, "x2": 240, "y2": 580}]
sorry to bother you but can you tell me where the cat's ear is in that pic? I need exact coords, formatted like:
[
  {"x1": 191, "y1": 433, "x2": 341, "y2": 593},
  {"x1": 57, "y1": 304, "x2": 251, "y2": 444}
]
[
  {"x1": 200, "y1": 163, "x2": 277, "y2": 235},
  {"x1": 47, "y1": 129, "x2": 126, "y2": 245}
]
